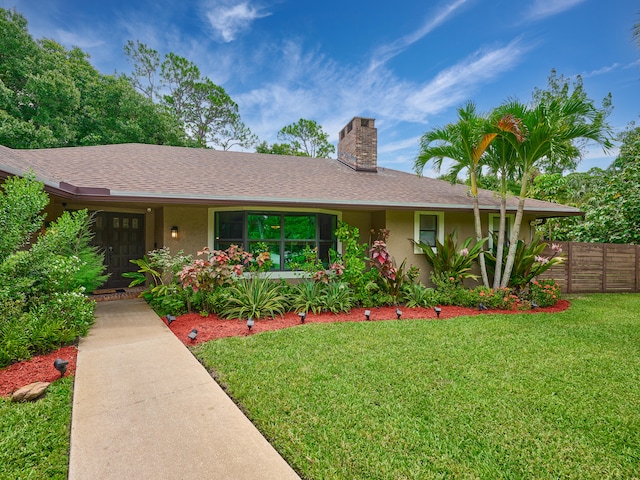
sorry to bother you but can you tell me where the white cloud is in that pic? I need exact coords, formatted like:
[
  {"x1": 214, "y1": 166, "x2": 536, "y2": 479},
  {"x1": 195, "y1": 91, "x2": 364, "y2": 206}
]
[
  {"x1": 581, "y1": 63, "x2": 621, "y2": 79},
  {"x1": 204, "y1": 1, "x2": 271, "y2": 42},
  {"x1": 52, "y1": 29, "x2": 105, "y2": 49},
  {"x1": 369, "y1": 0, "x2": 471, "y2": 71},
  {"x1": 526, "y1": 0, "x2": 587, "y2": 21},
  {"x1": 402, "y1": 38, "x2": 530, "y2": 121}
]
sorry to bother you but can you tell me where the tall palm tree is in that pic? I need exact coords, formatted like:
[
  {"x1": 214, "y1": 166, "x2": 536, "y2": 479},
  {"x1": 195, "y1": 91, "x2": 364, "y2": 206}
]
[
  {"x1": 414, "y1": 102, "x2": 491, "y2": 287},
  {"x1": 496, "y1": 97, "x2": 612, "y2": 288}
]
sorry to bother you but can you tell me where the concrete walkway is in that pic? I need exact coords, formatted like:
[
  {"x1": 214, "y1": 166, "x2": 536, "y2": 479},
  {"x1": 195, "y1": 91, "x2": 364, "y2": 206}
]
[{"x1": 68, "y1": 298, "x2": 300, "y2": 480}]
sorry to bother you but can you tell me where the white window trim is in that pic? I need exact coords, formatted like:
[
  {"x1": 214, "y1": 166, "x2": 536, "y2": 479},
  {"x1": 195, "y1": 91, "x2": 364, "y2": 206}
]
[
  {"x1": 488, "y1": 213, "x2": 514, "y2": 250},
  {"x1": 413, "y1": 211, "x2": 445, "y2": 254}
]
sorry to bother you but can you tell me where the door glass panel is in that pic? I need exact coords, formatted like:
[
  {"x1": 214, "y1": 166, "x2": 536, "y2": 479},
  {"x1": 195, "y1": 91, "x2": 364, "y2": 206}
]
[
  {"x1": 113, "y1": 217, "x2": 120, "y2": 229},
  {"x1": 122, "y1": 218, "x2": 129, "y2": 229},
  {"x1": 132, "y1": 218, "x2": 139, "y2": 229}
]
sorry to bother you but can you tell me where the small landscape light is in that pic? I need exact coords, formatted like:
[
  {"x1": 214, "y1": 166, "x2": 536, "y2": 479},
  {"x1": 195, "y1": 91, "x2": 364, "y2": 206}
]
[
  {"x1": 434, "y1": 306, "x2": 442, "y2": 319},
  {"x1": 396, "y1": 308, "x2": 402, "y2": 319},
  {"x1": 247, "y1": 318, "x2": 254, "y2": 331},
  {"x1": 478, "y1": 303, "x2": 488, "y2": 311},
  {"x1": 53, "y1": 358, "x2": 69, "y2": 378},
  {"x1": 166, "y1": 314, "x2": 176, "y2": 325},
  {"x1": 298, "y1": 312, "x2": 306, "y2": 323},
  {"x1": 187, "y1": 329, "x2": 198, "y2": 341},
  {"x1": 531, "y1": 301, "x2": 539, "y2": 309},
  {"x1": 364, "y1": 309, "x2": 371, "y2": 320}
]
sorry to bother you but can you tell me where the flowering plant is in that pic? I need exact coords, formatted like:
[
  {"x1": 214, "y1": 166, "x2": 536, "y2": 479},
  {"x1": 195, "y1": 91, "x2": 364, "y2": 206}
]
[
  {"x1": 180, "y1": 245, "x2": 258, "y2": 292},
  {"x1": 413, "y1": 229, "x2": 486, "y2": 286},
  {"x1": 530, "y1": 279, "x2": 561, "y2": 307},
  {"x1": 496, "y1": 235, "x2": 564, "y2": 292}
]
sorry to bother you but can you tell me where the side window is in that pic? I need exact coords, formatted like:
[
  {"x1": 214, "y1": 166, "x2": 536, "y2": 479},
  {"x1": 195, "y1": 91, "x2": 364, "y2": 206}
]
[{"x1": 414, "y1": 212, "x2": 444, "y2": 253}]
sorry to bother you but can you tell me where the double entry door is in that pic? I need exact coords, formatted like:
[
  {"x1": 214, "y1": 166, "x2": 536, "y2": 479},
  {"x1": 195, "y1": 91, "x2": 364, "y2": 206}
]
[{"x1": 92, "y1": 212, "x2": 145, "y2": 289}]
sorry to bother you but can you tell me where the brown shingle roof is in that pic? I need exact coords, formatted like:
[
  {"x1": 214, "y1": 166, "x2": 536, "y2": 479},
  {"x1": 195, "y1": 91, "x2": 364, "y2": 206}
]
[{"x1": 0, "y1": 143, "x2": 580, "y2": 215}]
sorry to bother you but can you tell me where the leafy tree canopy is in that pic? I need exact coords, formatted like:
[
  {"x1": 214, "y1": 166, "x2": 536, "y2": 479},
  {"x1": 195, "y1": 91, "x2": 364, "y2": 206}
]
[
  {"x1": 0, "y1": 8, "x2": 187, "y2": 148},
  {"x1": 274, "y1": 118, "x2": 336, "y2": 158}
]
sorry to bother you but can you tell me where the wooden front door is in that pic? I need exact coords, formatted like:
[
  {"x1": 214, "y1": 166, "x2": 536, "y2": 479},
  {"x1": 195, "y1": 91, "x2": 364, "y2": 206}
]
[{"x1": 93, "y1": 212, "x2": 146, "y2": 289}]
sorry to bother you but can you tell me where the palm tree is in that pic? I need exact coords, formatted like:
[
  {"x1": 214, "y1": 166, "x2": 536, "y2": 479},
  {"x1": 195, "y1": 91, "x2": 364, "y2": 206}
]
[
  {"x1": 496, "y1": 97, "x2": 612, "y2": 288},
  {"x1": 414, "y1": 102, "x2": 491, "y2": 287}
]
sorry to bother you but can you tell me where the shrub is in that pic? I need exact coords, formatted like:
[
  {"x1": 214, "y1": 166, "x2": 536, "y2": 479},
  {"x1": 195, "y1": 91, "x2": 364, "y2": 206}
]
[
  {"x1": 401, "y1": 283, "x2": 438, "y2": 308},
  {"x1": 486, "y1": 235, "x2": 564, "y2": 292},
  {"x1": 413, "y1": 229, "x2": 486, "y2": 285},
  {"x1": 322, "y1": 282, "x2": 355, "y2": 313},
  {"x1": 289, "y1": 281, "x2": 326, "y2": 314},
  {"x1": 220, "y1": 277, "x2": 287, "y2": 320},
  {"x1": 530, "y1": 279, "x2": 561, "y2": 307}
]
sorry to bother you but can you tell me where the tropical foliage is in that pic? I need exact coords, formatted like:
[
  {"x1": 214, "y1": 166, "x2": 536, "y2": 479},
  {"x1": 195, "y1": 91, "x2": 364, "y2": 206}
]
[{"x1": 0, "y1": 176, "x2": 103, "y2": 367}]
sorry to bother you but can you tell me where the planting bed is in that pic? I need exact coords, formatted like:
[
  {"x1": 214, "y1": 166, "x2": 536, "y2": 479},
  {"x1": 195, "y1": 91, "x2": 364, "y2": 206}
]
[
  {"x1": 0, "y1": 300, "x2": 569, "y2": 396},
  {"x1": 168, "y1": 300, "x2": 570, "y2": 345}
]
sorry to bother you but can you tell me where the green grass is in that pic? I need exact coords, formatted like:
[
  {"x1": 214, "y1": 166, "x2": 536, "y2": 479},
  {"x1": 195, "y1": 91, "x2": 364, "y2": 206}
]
[
  {"x1": 0, "y1": 378, "x2": 73, "y2": 480},
  {"x1": 194, "y1": 294, "x2": 640, "y2": 479}
]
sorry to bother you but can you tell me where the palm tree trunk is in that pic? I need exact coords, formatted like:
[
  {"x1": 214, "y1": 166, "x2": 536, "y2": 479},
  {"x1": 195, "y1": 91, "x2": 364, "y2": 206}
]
[
  {"x1": 471, "y1": 175, "x2": 490, "y2": 288},
  {"x1": 500, "y1": 172, "x2": 529, "y2": 288},
  {"x1": 492, "y1": 195, "x2": 507, "y2": 289}
]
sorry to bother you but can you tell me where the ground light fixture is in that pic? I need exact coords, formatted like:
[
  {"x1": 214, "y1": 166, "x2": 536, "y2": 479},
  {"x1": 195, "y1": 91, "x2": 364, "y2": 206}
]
[
  {"x1": 187, "y1": 329, "x2": 198, "y2": 341},
  {"x1": 364, "y1": 310, "x2": 371, "y2": 320},
  {"x1": 298, "y1": 312, "x2": 306, "y2": 323},
  {"x1": 478, "y1": 303, "x2": 488, "y2": 311},
  {"x1": 53, "y1": 358, "x2": 69, "y2": 378},
  {"x1": 166, "y1": 314, "x2": 177, "y2": 325},
  {"x1": 396, "y1": 308, "x2": 402, "y2": 319},
  {"x1": 247, "y1": 318, "x2": 254, "y2": 331},
  {"x1": 531, "y1": 301, "x2": 539, "y2": 309},
  {"x1": 434, "y1": 307, "x2": 442, "y2": 319}
]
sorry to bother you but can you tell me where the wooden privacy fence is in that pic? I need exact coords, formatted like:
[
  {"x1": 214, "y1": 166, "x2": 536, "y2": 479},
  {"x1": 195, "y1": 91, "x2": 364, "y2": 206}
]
[{"x1": 542, "y1": 242, "x2": 640, "y2": 294}]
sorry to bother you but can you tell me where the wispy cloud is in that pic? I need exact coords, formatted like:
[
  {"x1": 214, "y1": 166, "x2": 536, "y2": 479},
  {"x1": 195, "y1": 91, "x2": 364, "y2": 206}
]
[
  {"x1": 525, "y1": 0, "x2": 587, "y2": 21},
  {"x1": 581, "y1": 63, "x2": 621, "y2": 78},
  {"x1": 369, "y1": 0, "x2": 471, "y2": 71},
  {"x1": 203, "y1": 1, "x2": 271, "y2": 42},
  {"x1": 402, "y1": 38, "x2": 530, "y2": 121}
]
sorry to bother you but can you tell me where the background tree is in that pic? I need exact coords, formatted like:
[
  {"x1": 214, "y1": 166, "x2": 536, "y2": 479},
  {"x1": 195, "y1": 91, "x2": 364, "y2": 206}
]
[
  {"x1": 124, "y1": 42, "x2": 256, "y2": 150},
  {"x1": 275, "y1": 118, "x2": 336, "y2": 158},
  {"x1": 0, "y1": 9, "x2": 187, "y2": 148}
]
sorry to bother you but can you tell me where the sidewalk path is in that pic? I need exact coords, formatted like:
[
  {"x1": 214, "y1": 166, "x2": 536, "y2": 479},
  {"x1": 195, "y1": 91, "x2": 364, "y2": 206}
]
[{"x1": 68, "y1": 298, "x2": 300, "y2": 480}]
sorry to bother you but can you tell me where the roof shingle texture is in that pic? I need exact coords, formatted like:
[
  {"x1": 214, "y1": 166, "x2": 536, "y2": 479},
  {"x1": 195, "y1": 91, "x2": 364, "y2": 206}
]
[{"x1": 0, "y1": 144, "x2": 579, "y2": 214}]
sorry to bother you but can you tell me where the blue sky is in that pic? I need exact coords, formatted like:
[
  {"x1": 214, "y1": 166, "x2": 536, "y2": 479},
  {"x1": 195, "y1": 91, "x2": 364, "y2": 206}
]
[{"x1": 2, "y1": 0, "x2": 639, "y2": 176}]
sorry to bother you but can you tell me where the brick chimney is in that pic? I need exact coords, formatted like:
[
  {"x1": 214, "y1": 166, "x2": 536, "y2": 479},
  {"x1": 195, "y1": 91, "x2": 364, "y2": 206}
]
[{"x1": 337, "y1": 117, "x2": 377, "y2": 172}]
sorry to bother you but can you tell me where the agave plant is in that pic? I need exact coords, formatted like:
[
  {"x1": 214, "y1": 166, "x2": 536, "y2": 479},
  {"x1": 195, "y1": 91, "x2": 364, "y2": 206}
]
[{"x1": 220, "y1": 276, "x2": 287, "y2": 320}]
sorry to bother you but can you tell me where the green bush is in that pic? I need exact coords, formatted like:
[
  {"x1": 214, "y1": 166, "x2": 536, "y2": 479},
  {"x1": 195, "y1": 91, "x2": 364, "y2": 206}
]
[
  {"x1": 401, "y1": 283, "x2": 438, "y2": 308},
  {"x1": 289, "y1": 281, "x2": 326, "y2": 314},
  {"x1": 220, "y1": 277, "x2": 287, "y2": 320},
  {"x1": 529, "y1": 279, "x2": 561, "y2": 307},
  {"x1": 322, "y1": 282, "x2": 355, "y2": 314}
]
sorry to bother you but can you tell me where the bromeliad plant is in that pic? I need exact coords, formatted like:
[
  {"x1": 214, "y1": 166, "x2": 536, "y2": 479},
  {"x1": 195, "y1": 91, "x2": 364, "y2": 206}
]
[{"x1": 413, "y1": 230, "x2": 487, "y2": 286}]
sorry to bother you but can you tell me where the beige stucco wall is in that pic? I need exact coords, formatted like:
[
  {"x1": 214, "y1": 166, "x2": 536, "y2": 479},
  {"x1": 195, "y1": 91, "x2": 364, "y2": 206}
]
[{"x1": 162, "y1": 206, "x2": 209, "y2": 258}]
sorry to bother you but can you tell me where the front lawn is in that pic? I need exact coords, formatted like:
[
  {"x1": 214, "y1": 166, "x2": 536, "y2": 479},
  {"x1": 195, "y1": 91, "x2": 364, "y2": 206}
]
[
  {"x1": 0, "y1": 378, "x2": 73, "y2": 480},
  {"x1": 194, "y1": 294, "x2": 640, "y2": 479}
]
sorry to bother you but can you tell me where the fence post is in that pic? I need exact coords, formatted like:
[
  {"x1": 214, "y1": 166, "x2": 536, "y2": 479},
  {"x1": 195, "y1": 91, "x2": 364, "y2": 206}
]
[{"x1": 566, "y1": 241, "x2": 572, "y2": 294}]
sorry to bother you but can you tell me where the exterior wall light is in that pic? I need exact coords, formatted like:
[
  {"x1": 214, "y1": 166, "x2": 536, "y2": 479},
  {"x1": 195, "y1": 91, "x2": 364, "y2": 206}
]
[{"x1": 171, "y1": 226, "x2": 179, "y2": 239}]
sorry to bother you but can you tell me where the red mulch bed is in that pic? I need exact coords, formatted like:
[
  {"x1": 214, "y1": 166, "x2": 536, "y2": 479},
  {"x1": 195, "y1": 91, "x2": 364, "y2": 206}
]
[
  {"x1": 169, "y1": 300, "x2": 571, "y2": 346},
  {"x1": 0, "y1": 300, "x2": 569, "y2": 397},
  {"x1": 0, "y1": 345, "x2": 77, "y2": 397}
]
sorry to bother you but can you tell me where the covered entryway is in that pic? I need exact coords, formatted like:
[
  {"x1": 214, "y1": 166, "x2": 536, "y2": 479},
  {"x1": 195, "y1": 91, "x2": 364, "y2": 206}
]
[{"x1": 92, "y1": 212, "x2": 146, "y2": 289}]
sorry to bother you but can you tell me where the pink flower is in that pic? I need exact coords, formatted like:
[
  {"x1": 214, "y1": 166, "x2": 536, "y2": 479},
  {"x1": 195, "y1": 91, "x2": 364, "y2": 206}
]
[
  {"x1": 551, "y1": 243, "x2": 562, "y2": 253},
  {"x1": 460, "y1": 248, "x2": 469, "y2": 257},
  {"x1": 535, "y1": 255, "x2": 549, "y2": 264}
]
